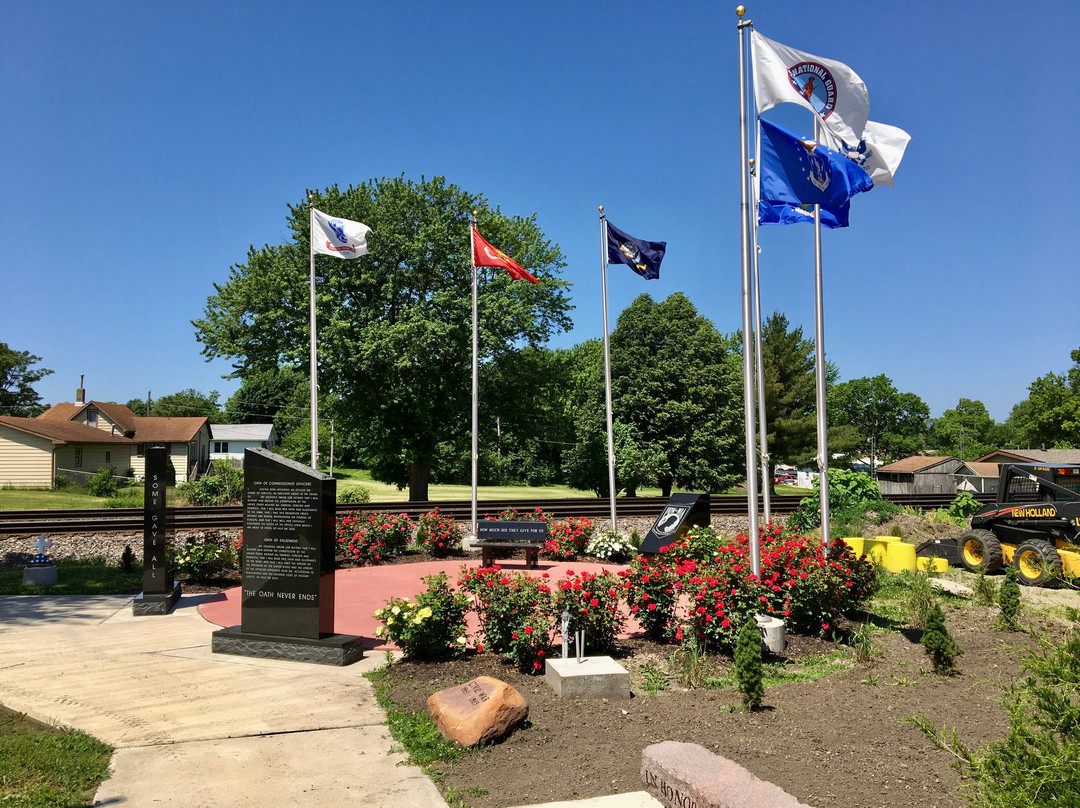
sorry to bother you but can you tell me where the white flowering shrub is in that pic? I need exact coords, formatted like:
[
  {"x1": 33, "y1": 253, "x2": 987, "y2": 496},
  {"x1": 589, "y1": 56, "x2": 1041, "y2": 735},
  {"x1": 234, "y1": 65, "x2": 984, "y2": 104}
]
[{"x1": 587, "y1": 529, "x2": 636, "y2": 562}]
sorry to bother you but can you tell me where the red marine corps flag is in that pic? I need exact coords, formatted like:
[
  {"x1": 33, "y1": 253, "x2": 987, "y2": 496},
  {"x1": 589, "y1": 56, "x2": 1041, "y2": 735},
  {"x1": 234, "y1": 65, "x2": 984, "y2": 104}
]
[{"x1": 471, "y1": 226, "x2": 538, "y2": 283}]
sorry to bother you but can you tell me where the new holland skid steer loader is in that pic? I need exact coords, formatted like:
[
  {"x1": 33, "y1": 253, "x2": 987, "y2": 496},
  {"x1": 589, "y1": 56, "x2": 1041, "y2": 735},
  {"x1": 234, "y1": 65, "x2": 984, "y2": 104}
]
[{"x1": 916, "y1": 463, "x2": 1080, "y2": 586}]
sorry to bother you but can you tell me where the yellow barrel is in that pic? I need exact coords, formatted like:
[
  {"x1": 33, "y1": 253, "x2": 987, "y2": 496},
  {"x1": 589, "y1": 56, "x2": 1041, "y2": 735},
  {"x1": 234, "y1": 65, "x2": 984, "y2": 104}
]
[
  {"x1": 916, "y1": 556, "x2": 949, "y2": 573},
  {"x1": 884, "y1": 541, "x2": 917, "y2": 573},
  {"x1": 874, "y1": 535, "x2": 901, "y2": 542},
  {"x1": 862, "y1": 539, "x2": 891, "y2": 566},
  {"x1": 839, "y1": 537, "x2": 864, "y2": 557}
]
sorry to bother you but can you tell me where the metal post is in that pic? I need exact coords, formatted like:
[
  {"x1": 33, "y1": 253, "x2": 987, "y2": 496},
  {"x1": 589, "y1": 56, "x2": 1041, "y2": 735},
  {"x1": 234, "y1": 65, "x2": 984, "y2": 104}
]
[
  {"x1": 750, "y1": 161, "x2": 771, "y2": 523},
  {"x1": 737, "y1": 6, "x2": 761, "y2": 575},
  {"x1": 308, "y1": 198, "x2": 319, "y2": 470},
  {"x1": 470, "y1": 214, "x2": 479, "y2": 538},
  {"x1": 812, "y1": 121, "x2": 831, "y2": 548},
  {"x1": 599, "y1": 208, "x2": 618, "y2": 535}
]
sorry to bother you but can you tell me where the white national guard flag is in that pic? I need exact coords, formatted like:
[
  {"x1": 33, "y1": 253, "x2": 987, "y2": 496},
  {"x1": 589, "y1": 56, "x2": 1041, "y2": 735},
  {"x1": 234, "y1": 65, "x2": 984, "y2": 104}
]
[
  {"x1": 311, "y1": 208, "x2": 371, "y2": 259},
  {"x1": 752, "y1": 30, "x2": 870, "y2": 145},
  {"x1": 822, "y1": 120, "x2": 911, "y2": 188}
]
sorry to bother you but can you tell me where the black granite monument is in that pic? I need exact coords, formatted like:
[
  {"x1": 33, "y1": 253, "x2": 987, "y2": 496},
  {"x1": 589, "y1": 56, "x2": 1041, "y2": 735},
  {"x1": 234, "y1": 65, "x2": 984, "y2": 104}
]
[
  {"x1": 133, "y1": 444, "x2": 182, "y2": 615},
  {"x1": 211, "y1": 448, "x2": 363, "y2": 666},
  {"x1": 638, "y1": 493, "x2": 712, "y2": 555}
]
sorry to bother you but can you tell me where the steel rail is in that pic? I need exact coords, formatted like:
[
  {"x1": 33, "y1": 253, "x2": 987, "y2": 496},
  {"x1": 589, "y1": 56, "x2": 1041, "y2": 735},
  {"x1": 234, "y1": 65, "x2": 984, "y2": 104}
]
[{"x1": 0, "y1": 492, "x2": 993, "y2": 535}]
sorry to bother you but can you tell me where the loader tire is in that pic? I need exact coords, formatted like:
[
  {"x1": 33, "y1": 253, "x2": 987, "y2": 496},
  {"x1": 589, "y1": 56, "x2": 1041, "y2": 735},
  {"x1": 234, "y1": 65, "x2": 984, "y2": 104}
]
[
  {"x1": 1012, "y1": 541, "x2": 1062, "y2": 587},
  {"x1": 959, "y1": 529, "x2": 1003, "y2": 573}
]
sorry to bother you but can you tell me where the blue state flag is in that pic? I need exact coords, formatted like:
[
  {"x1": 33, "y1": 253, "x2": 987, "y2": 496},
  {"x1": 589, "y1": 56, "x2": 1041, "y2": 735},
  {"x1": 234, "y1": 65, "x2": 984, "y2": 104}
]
[
  {"x1": 758, "y1": 118, "x2": 873, "y2": 213},
  {"x1": 758, "y1": 199, "x2": 851, "y2": 229},
  {"x1": 606, "y1": 221, "x2": 666, "y2": 280}
]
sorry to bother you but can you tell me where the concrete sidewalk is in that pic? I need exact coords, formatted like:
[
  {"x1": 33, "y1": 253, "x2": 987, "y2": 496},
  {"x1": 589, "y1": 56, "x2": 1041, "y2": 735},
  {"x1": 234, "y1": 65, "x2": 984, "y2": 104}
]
[{"x1": 0, "y1": 594, "x2": 447, "y2": 807}]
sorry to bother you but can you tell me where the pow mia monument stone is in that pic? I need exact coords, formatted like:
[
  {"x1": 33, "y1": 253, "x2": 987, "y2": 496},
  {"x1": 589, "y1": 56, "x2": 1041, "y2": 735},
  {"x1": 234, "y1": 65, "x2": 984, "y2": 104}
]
[
  {"x1": 638, "y1": 493, "x2": 711, "y2": 555},
  {"x1": 133, "y1": 444, "x2": 182, "y2": 615},
  {"x1": 212, "y1": 448, "x2": 363, "y2": 666}
]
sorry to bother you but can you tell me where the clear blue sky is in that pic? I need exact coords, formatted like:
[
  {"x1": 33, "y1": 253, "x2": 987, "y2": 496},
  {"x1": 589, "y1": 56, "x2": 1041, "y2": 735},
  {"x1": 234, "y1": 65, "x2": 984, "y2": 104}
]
[{"x1": 3, "y1": 1, "x2": 1078, "y2": 423}]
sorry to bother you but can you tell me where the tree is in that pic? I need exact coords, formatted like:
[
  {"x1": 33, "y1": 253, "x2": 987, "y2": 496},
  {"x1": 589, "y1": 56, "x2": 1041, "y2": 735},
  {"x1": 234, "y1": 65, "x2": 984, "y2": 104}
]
[
  {"x1": 929, "y1": 398, "x2": 997, "y2": 461},
  {"x1": 150, "y1": 389, "x2": 222, "y2": 420},
  {"x1": 1006, "y1": 347, "x2": 1080, "y2": 448},
  {"x1": 827, "y1": 375, "x2": 930, "y2": 469},
  {"x1": 0, "y1": 343, "x2": 53, "y2": 417},
  {"x1": 760, "y1": 313, "x2": 818, "y2": 473},
  {"x1": 125, "y1": 396, "x2": 151, "y2": 416},
  {"x1": 192, "y1": 176, "x2": 572, "y2": 499},
  {"x1": 607, "y1": 293, "x2": 743, "y2": 496}
]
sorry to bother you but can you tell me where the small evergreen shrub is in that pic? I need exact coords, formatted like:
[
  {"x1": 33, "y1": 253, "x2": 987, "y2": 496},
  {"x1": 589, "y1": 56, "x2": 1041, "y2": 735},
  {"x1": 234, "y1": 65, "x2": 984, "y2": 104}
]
[
  {"x1": 121, "y1": 545, "x2": 135, "y2": 573},
  {"x1": 734, "y1": 616, "x2": 764, "y2": 711},
  {"x1": 921, "y1": 602, "x2": 963, "y2": 675},
  {"x1": 372, "y1": 572, "x2": 469, "y2": 661},
  {"x1": 973, "y1": 570, "x2": 998, "y2": 606},
  {"x1": 997, "y1": 565, "x2": 1021, "y2": 630},
  {"x1": 88, "y1": 467, "x2": 118, "y2": 498}
]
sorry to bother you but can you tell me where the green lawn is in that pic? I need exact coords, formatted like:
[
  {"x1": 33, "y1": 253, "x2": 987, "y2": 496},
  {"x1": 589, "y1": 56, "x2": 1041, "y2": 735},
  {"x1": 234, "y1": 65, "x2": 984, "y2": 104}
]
[
  {"x1": 332, "y1": 467, "x2": 674, "y2": 502},
  {"x1": 0, "y1": 706, "x2": 111, "y2": 807},
  {"x1": 0, "y1": 561, "x2": 143, "y2": 596}
]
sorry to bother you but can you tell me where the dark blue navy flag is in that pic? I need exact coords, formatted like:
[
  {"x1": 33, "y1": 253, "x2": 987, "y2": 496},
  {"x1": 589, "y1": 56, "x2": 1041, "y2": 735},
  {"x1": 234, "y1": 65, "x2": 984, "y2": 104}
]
[
  {"x1": 758, "y1": 199, "x2": 851, "y2": 229},
  {"x1": 758, "y1": 118, "x2": 873, "y2": 212},
  {"x1": 606, "y1": 221, "x2": 666, "y2": 280}
]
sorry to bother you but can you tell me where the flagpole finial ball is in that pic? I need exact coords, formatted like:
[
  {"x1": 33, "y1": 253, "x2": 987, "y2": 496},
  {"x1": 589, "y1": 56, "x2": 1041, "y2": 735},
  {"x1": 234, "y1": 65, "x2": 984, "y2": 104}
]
[
  {"x1": 598, "y1": 205, "x2": 604, "y2": 213},
  {"x1": 736, "y1": 5, "x2": 746, "y2": 17},
  {"x1": 749, "y1": 158, "x2": 755, "y2": 166}
]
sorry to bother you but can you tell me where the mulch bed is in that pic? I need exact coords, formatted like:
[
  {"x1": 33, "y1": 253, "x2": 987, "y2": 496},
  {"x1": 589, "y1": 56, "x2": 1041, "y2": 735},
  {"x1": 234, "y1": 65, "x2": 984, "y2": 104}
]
[{"x1": 377, "y1": 604, "x2": 1068, "y2": 808}]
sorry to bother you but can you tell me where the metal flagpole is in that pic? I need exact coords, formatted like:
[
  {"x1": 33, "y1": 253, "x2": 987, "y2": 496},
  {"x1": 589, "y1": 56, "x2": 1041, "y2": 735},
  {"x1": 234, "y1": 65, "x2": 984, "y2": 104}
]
[
  {"x1": 812, "y1": 119, "x2": 832, "y2": 548},
  {"x1": 598, "y1": 207, "x2": 618, "y2": 534},
  {"x1": 470, "y1": 213, "x2": 479, "y2": 538},
  {"x1": 750, "y1": 159, "x2": 772, "y2": 523},
  {"x1": 737, "y1": 6, "x2": 760, "y2": 576},
  {"x1": 308, "y1": 196, "x2": 319, "y2": 471}
]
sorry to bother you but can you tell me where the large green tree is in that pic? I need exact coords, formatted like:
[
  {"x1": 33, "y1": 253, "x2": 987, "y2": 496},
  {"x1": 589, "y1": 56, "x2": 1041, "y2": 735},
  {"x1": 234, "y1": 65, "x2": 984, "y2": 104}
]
[
  {"x1": 827, "y1": 374, "x2": 930, "y2": 469},
  {"x1": 759, "y1": 313, "x2": 818, "y2": 473},
  {"x1": 929, "y1": 398, "x2": 999, "y2": 461},
  {"x1": 150, "y1": 389, "x2": 222, "y2": 420},
  {"x1": 193, "y1": 176, "x2": 572, "y2": 499},
  {"x1": 0, "y1": 343, "x2": 52, "y2": 417},
  {"x1": 1006, "y1": 347, "x2": 1080, "y2": 448},
  {"x1": 603, "y1": 292, "x2": 743, "y2": 496}
]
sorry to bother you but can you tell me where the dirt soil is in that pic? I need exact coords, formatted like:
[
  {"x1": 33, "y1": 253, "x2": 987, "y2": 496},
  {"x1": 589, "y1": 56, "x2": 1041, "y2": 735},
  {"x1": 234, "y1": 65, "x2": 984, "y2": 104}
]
[{"x1": 379, "y1": 598, "x2": 1075, "y2": 808}]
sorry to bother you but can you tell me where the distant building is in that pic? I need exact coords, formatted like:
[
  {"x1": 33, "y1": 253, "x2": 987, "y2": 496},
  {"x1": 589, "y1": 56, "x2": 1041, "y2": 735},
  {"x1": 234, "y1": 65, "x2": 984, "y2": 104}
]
[
  {"x1": 875, "y1": 456, "x2": 965, "y2": 496},
  {"x1": 209, "y1": 423, "x2": 277, "y2": 466},
  {"x1": 0, "y1": 386, "x2": 210, "y2": 487}
]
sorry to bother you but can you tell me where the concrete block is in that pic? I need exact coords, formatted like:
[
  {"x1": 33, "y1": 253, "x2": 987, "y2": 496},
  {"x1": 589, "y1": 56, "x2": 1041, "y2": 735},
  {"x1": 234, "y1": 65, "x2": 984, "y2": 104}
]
[
  {"x1": 211, "y1": 626, "x2": 364, "y2": 666},
  {"x1": 642, "y1": 741, "x2": 812, "y2": 808},
  {"x1": 545, "y1": 656, "x2": 630, "y2": 699},
  {"x1": 22, "y1": 565, "x2": 57, "y2": 586}
]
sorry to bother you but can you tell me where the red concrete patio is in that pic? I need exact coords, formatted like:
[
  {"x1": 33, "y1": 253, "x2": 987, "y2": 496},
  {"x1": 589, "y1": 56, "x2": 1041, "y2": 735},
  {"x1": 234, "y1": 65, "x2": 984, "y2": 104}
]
[{"x1": 197, "y1": 558, "x2": 643, "y2": 650}]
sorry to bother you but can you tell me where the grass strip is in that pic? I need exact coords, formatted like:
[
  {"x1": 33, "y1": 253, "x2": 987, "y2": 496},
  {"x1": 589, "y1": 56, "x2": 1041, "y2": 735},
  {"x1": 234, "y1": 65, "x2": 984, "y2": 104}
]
[
  {"x1": 0, "y1": 560, "x2": 142, "y2": 596},
  {"x1": 364, "y1": 662, "x2": 466, "y2": 770},
  {"x1": 0, "y1": 706, "x2": 111, "y2": 808}
]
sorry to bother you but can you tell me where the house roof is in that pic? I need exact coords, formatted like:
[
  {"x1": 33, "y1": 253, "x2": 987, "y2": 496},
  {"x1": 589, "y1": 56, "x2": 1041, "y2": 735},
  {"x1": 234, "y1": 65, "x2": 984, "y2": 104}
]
[
  {"x1": 976, "y1": 449, "x2": 1080, "y2": 465},
  {"x1": 876, "y1": 455, "x2": 960, "y2": 474},
  {"x1": 965, "y1": 462, "x2": 1001, "y2": 477},
  {"x1": 36, "y1": 400, "x2": 206, "y2": 443},
  {"x1": 210, "y1": 424, "x2": 274, "y2": 442},
  {"x1": 130, "y1": 417, "x2": 208, "y2": 443},
  {"x1": 0, "y1": 416, "x2": 133, "y2": 445}
]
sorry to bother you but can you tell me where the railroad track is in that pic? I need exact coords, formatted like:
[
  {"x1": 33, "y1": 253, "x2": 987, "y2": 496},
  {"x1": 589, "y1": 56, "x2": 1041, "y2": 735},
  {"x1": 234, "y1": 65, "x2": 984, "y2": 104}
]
[{"x1": 0, "y1": 492, "x2": 990, "y2": 535}]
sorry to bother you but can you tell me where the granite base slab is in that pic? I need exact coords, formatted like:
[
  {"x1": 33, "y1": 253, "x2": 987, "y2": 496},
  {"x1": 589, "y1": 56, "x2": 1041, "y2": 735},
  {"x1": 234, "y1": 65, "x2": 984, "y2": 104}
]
[
  {"x1": 211, "y1": 625, "x2": 365, "y2": 667},
  {"x1": 545, "y1": 656, "x2": 630, "y2": 699},
  {"x1": 23, "y1": 564, "x2": 58, "y2": 586},
  {"x1": 133, "y1": 584, "x2": 183, "y2": 615}
]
